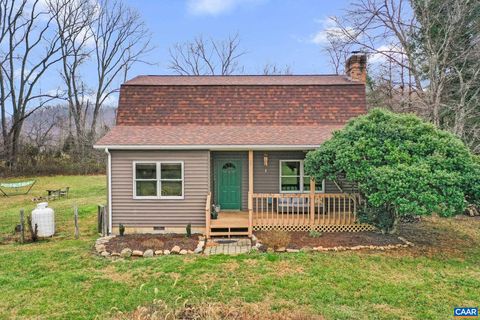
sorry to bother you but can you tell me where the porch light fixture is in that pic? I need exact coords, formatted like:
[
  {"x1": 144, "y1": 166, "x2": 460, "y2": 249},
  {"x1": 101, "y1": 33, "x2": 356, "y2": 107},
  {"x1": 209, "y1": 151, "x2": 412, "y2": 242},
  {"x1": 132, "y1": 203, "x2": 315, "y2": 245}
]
[{"x1": 263, "y1": 153, "x2": 269, "y2": 172}]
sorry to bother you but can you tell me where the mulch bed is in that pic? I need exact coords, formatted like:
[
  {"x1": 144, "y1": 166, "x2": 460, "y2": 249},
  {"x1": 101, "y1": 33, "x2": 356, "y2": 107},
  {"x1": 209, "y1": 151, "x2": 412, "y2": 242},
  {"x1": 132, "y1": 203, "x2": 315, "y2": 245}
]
[
  {"x1": 255, "y1": 231, "x2": 404, "y2": 250},
  {"x1": 106, "y1": 233, "x2": 200, "y2": 252}
]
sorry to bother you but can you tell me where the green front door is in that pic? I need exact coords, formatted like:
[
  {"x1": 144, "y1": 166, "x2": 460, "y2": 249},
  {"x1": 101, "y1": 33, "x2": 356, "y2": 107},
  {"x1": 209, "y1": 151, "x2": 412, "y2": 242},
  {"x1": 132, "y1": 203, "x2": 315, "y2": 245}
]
[{"x1": 216, "y1": 160, "x2": 242, "y2": 210}]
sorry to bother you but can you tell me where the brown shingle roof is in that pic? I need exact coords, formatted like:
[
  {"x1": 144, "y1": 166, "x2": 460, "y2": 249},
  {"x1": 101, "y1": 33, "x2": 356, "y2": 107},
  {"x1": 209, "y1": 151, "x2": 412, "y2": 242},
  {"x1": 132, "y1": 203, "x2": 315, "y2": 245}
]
[
  {"x1": 124, "y1": 75, "x2": 360, "y2": 86},
  {"x1": 116, "y1": 84, "x2": 366, "y2": 126},
  {"x1": 95, "y1": 74, "x2": 366, "y2": 147},
  {"x1": 94, "y1": 125, "x2": 343, "y2": 149}
]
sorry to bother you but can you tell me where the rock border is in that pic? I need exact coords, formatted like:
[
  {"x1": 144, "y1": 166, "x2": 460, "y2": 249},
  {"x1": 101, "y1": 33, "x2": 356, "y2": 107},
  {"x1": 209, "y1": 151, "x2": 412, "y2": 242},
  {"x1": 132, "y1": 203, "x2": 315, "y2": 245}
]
[
  {"x1": 251, "y1": 234, "x2": 414, "y2": 253},
  {"x1": 94, "y1": 235, "x2": 206, "y2": 259}
]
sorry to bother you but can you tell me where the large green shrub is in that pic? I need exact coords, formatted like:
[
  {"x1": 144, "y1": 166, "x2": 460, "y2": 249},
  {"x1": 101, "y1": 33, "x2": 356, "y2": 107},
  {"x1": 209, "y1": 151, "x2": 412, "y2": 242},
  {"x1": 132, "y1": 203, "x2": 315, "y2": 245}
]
[{"x1": 304, "y1": 108, "x2": 480, "y2": 233}]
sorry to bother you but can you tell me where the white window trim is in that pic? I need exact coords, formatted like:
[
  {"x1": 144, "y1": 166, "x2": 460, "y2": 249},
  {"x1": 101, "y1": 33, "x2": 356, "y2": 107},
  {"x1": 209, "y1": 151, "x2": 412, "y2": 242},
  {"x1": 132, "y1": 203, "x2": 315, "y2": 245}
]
[
  {"x1": 133, "y1": 161, "x2": 184, "y2": 200},
  {"x1": 279, "y1": 160, "x2": 325, "y2": 194}
]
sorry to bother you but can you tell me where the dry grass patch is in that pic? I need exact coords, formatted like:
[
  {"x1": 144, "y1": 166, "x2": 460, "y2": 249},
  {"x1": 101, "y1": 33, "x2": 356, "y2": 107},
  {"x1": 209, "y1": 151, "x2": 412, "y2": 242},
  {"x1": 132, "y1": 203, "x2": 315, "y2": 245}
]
[
  {"x1": 109, "y1": 299, "x2": 322, "y2": 320},
  {"x1": 222, "y1": 260, "x2": 240, "y2": 273},
  {"x1": 100, "y1": 265, "x2": 135, "y2": 283},
  {"x1": 393, "y1": 215, "x2": 480, "y2": 258},
  {"x1": 270, "y1": 260, "x2": 305, "y2": 277},
  {"x1": 259, "y1": 230, "x2": 291, "y2": 250}
]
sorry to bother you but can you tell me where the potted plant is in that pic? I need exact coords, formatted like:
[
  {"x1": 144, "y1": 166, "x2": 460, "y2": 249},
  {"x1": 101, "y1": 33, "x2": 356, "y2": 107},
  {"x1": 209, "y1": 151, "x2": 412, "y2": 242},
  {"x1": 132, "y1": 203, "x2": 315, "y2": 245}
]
[{"x1": 211, "y1": 204, "x2": 220, "y2": 220}]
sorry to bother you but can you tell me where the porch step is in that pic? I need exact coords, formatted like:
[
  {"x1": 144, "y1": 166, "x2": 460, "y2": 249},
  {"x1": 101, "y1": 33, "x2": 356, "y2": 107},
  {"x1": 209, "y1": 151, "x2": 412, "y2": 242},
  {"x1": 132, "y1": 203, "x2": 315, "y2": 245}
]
[
  {"x1": 209, "y1": 226, "x2": 249, "y2": 238},
  {"x1": 210, "y1": 231, "x2": 248, "y2": 237},
  {"x1": 209, "y1": 231, "x2": 250, "y2": 237}
]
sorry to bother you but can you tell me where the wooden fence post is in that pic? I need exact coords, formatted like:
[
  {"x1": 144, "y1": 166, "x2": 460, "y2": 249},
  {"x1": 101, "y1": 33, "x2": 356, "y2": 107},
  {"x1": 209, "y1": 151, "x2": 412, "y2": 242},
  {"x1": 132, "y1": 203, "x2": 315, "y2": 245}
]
[
  {"x1": 97, "y1": 205, "x2": 103, "y2": 233},
  {"x1": 19, "y1": 209, "x2": 25, "y2": 244},
  {"x1": 74, "y1": 205, "x2": 79, "y2": 239},
  {"x1": 102, "y1": 205, "x2": 108, "y2": 236}
]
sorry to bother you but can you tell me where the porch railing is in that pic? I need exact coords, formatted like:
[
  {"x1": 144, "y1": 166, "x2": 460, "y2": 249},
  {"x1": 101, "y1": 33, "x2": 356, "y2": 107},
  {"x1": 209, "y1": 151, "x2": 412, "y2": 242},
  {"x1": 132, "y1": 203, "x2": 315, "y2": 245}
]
[{"x1": 250, "y1": 193, "x2": 360, "y2": 227}]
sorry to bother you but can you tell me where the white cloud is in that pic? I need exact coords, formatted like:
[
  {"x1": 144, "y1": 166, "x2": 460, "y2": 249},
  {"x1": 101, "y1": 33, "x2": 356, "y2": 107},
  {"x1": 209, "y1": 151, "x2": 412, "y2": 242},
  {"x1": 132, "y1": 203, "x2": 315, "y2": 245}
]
[
  {"x1": 187, "y1": 0, "x2": 264, "y2": 16},
  {"x1": 369, "y1": 44, "x2": 406, "y2": 64},
  {"x1": 309, "y1": 17, "x2": 354, "y2": 45}
]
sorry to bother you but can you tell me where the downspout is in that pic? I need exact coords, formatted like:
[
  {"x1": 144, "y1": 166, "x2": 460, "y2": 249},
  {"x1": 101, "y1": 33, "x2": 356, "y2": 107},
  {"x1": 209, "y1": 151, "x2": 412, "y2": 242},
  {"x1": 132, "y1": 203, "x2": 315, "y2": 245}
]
[{"x1": 105, "y1": 148, "x2": 112, "y2": 234}]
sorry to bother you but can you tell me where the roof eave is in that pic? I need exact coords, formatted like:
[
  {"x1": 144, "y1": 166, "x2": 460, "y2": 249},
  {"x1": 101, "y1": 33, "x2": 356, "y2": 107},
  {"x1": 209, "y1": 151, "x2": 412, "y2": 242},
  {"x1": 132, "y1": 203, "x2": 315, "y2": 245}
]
[{"x1": 93, "y1": 144, "x2": 320, "y2": 151}]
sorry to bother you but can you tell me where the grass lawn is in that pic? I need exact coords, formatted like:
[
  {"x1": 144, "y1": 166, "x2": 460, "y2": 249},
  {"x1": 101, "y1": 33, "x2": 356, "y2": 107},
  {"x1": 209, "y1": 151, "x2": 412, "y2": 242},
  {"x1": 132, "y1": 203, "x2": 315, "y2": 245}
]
[
  {"x1": 0, "y1": 175, "x2": 479, "y2": 319},
  {"x1": 0, "y1": 175, "x2": 106, "y2": 239}
]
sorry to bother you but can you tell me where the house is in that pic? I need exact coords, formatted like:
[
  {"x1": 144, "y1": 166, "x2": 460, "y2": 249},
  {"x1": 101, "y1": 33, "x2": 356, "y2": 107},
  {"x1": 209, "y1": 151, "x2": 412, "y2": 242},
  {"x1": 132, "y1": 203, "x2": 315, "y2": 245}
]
[{"x1": 94, "y1": 53, "x2": 374, "y2": 237}]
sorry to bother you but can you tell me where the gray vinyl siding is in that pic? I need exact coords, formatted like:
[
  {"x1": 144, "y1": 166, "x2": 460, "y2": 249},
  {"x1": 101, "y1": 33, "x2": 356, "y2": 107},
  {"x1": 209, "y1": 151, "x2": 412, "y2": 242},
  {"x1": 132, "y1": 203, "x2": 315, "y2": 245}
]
[
  {"x1": 210, "y1": 151, "x2": 248, "y2": 211},
  {"x1": 110, "y1": 150, "x2": 210, "y2": 227},
  {"x1": 252, "y1": 150, "x2": 352, "y2": 194}
]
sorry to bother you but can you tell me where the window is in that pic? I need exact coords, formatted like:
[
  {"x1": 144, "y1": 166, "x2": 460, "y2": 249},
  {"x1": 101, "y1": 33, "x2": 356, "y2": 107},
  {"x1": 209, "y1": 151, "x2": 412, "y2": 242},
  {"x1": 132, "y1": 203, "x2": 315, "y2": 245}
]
[
  {"x1": 160, "y1": 163, "x2": 183, "y2": 197},
  {"x1": 279, "y1": 160, "x2": 324, "y2": 193},
  {"x1": 135, "y1": 163, "x2": 157, "y2": 197},
  {"x1": 134, "y1": 161, "x2": 184, "y2": 199}
]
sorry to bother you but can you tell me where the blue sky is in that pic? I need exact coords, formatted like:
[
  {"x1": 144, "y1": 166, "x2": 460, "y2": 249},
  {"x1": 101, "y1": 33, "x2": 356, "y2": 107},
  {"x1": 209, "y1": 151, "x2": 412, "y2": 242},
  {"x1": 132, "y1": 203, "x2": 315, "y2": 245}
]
[
  {"x1": 5, "y1": 0, "x2": 354, "y2": 114},
  {"x1": 124, "y1": 0, "x2": 352, "y2": 75}
]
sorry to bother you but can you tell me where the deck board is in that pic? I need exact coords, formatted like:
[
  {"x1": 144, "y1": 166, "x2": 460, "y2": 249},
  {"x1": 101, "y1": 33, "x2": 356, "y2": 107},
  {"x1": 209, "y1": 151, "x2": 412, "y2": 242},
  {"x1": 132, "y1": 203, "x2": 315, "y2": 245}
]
[{"x1": 211, "y1": 211, "x2": 249, "y2": 228}]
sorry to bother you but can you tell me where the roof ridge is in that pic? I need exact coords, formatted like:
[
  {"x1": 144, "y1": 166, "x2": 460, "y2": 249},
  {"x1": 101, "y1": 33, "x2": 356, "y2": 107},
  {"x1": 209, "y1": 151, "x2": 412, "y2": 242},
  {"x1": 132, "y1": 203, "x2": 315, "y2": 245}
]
[{"x1": 123, "y1": 74, "x2": 361, "y2": 86}]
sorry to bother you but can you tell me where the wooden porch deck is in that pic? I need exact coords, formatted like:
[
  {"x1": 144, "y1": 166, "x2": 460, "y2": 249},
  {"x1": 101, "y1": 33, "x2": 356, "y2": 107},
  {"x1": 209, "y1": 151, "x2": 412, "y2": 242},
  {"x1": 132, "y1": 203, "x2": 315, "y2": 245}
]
[
  {"x1": 212, "y1": 211, "x2": 357, "y2": 228},
  {"x1": 204, "y1": 151, "x2": 372, "y2": 238},
  {"x1": 209, "y1": 211, "x2": 250, "y2": 237},
  {"x1": 211, "y1": 212, "x2": 249, "y2": 228}
]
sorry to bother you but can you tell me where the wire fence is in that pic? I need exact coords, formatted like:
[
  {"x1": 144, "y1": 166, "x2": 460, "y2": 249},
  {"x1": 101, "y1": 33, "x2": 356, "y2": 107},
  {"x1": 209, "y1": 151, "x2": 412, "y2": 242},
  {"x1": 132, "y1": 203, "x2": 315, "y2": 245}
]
[{"x1": 0, "y1": 202, "x2": 108, "y2": 244}]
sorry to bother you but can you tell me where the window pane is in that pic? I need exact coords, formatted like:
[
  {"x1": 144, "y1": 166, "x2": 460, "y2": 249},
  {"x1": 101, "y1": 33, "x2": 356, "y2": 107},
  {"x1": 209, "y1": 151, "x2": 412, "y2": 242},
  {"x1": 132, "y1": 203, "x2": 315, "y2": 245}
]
[
  {"x1": 304, "y1": 177, "x2": 323, "y2": 192},
  {"x1": 136, "y1": 181, "x2": 157, "y2": 196},
  {"x1": 281, "y1": 161, "x2": 301, "y2": 176},
  {"x1": 281, "y1": 176, "x2": 300, "y2": 191},
  {"x1": 136, "y1": 164, "x2": 156, "y2": 179},
  {"x1": 161, "y1": 181, "x2": 183, "y2": 196},
  {"x1": 161, "y1": 163, "x2": 182, "y2": 179}
]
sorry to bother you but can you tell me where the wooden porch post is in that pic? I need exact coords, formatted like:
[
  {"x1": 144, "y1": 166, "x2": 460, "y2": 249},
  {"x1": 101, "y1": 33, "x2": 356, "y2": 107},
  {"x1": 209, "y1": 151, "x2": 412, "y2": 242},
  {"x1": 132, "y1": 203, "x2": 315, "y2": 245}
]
[
  {"x1": 248, "y1": 150, "x2": 253, "y2": 237},
  {"x1": 205, "y1": 192, "x2": 211, "y2": 239},
  {"x1": 309, "y1": 178, "x2": 315, "y2": 228}
]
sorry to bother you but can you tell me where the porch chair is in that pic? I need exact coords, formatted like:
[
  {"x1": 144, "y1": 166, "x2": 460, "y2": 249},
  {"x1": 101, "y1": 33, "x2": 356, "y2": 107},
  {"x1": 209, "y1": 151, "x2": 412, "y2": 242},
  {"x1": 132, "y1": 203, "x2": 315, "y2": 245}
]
[{"x1": 277, "y1": 196, "x2": 310, "y2": 211}]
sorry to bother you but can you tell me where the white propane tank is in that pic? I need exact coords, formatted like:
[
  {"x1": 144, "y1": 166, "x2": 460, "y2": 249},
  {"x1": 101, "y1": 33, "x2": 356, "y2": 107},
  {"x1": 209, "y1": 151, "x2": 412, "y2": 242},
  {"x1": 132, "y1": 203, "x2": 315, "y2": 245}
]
[{"x1": 31, "y1": 202, "x2": 55, "y2": 237}]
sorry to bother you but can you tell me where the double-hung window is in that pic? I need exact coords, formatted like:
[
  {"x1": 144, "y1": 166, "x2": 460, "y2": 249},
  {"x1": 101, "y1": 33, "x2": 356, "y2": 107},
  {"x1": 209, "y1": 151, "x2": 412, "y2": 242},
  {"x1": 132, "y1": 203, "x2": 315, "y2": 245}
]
[
  {"x1": 134, "y1": 161, "x2": 184, "y2": 199},
  {"x1": 279, "y1": 160, "x2": 324, "y2": 193}
]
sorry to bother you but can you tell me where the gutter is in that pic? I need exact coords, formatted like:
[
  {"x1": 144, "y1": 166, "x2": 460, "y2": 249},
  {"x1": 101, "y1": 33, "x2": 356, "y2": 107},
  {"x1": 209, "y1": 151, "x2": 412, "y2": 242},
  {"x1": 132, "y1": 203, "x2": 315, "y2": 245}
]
[
  {"x1": 105, "y1": 148, "x2": 112, "y2": 234},
  {"x1": 94, "y1": 144, "x2": 320, "y2": 151}
]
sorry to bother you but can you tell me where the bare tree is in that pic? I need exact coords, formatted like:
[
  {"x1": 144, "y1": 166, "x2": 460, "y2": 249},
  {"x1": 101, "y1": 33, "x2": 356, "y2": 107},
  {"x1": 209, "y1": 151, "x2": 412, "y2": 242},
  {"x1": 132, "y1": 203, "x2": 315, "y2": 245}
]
[
  {"x1": 22, "y1": 106, "x2": 62, "y2": 152},
  {"x1": 49, "y1": 0, "x2": 95, "y2": 152},
  {"x1": 0, "y1": 0, "x2": 66, "y2": 167},
  {"x1": 262, "y1": 64, "x2": 292, "y2": 75},
  {"x1": 90, "y1": 0, "x2": 152, "y2": 141},
  {"x1": 169, "y1": 33, "x2": 246, "y2": 75},
  {"x1": 323, "y1": 0, "x2": 480, "y2": 150},
  {"x1": 319, "y1": 19, "x2": 353, "y2": 75},
  {"x1": 51, "y1": 0, "x2": 152, "y2": 154}
]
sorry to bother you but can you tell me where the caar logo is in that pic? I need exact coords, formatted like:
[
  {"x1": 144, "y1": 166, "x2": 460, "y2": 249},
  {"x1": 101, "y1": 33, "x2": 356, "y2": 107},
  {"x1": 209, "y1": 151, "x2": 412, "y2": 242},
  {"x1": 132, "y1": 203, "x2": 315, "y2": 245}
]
[{"x1": 454, "y1": 308, "x2": 478, "y2": 318}]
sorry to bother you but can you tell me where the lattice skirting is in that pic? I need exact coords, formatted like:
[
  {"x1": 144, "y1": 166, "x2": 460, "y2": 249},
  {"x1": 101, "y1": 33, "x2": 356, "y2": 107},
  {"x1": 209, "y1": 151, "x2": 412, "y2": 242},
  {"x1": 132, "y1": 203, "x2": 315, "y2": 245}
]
[{"x1": 253, "y1": 224, "x2": 376, "y2": 232}]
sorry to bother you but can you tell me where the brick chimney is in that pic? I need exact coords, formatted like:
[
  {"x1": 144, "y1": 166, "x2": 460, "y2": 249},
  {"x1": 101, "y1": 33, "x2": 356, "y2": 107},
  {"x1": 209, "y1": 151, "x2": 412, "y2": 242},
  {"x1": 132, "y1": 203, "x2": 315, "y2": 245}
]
[{"x1": 346, "y1": 52, "x2": 367, "y2": 83}]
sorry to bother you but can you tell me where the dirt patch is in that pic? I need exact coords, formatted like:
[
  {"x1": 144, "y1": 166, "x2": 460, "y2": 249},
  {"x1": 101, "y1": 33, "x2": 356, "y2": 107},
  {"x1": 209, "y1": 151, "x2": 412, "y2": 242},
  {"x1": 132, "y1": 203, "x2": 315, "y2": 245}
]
[
  {"x1": 255, "y1": 231, "x2": 403, "y2": 249},
  {"x1": 106, "y1": 234, "x2": 200, "y2": 253}
]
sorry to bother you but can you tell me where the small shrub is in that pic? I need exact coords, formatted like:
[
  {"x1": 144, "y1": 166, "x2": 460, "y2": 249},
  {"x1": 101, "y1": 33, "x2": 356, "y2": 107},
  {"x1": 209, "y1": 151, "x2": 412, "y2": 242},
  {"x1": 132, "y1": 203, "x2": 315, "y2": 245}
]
[
  {"x1": 308, "y1": 230, "x2": 322, "y2": 238},
  {"x1": 119, "y1": 224, "x2": 125, "y2": 236},
  {"x1": 260, "y1": 231, "x2": 291, "y2": 250},
  {"x1": 186, "y1": 223, "x2": 192, "y2": 238},
  {"x1": 27, "y1": 215, "x2": 38, "y2": 242},
  {"x1": 305, "y1": 108, "x2": 480, "y2": 233}
]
